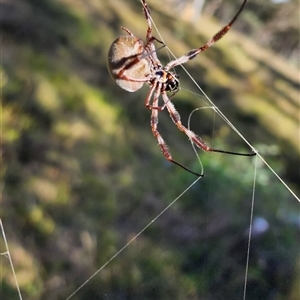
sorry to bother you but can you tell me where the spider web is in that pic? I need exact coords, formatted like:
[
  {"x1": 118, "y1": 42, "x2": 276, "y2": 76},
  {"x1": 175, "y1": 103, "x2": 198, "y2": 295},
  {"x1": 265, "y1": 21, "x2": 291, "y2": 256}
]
[{"x1": 2, "y1": 1, "x2": 299, "y2": 300}]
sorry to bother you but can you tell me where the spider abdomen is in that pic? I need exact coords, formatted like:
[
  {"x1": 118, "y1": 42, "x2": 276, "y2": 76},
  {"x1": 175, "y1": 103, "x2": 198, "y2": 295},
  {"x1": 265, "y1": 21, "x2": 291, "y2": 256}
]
[{"x1": 107, "y1": 35, "x2": 151, "y2": 92}]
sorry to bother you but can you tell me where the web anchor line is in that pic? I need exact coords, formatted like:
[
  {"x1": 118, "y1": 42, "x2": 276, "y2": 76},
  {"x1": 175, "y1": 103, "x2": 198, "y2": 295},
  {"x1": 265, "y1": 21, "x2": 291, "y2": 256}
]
[
  {"x1": 0, "y1": 219, "x2": 23, "y2": 300},
  {"x1": 65, "y1": 177, "x2": 202, "y2": 300}
]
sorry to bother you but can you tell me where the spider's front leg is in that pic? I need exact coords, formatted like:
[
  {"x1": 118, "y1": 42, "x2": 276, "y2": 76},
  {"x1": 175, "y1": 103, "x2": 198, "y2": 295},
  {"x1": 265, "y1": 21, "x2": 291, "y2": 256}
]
[
  {"x1": 162, "y1": 92, "x2": 256, "y2": 157},
  {"x1": 145, "y1": 82, "x2": 168, "y2": 111},
  {"x1": 141, "y1": 0, "x2": 152, "y2": 43},
  {"x1": 150, "y1": 94, "x2": 172, "y2": 162},
  {"x1": 164, "y1": 0, "x2": 248, "y2": 71},
  {"x1": 145, "y1": 84, "x2": 172, "y2": 157},
  {"x1": 161, "y1": 92, "x2": 211, "y2": 151},
  {"x1": 148, "y1": 88, "x2": 202, "y2": 176}
]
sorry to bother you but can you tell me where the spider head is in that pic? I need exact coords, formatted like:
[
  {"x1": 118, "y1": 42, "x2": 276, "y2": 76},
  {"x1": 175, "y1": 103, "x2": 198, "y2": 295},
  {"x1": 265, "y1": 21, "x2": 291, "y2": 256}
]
[
  {"x1": 153, "y1": 69, "x2": 179, "y2": 93},
  {"x1": 165, "y1": 72, "x2": 179, "y2": 93}
]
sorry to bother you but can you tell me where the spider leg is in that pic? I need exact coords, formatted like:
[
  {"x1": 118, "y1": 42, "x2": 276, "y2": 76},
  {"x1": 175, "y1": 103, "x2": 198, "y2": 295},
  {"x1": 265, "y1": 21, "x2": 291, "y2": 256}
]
[
  {"x1": 145, "y1": 82, "x2": 167, "y2": 110},
  {"x1": 162, "y1": 92, "x2": 255, "y2": 156},
  {"x1": 150, "y1": 87, "x2": 171, "y2": 160},
  {"x1": 140, "y1": 0, "x2": 164, "y2": 68},
  {"x1": 141, "y1": 0, "x2": 153, "y2": 42},
  {"x1": 149, "y1": 85, "x2": 202, "y2": 176},
  {"x1": 165, "y1": 0, "x2": 248, "y2": 70},
  {"x1": 121, "y1": 27, "x2": 135, "y2": 36}
]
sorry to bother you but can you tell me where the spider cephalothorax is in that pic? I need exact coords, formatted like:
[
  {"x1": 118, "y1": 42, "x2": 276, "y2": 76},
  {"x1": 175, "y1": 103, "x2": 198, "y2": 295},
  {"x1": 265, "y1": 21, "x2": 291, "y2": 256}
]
[
  {"x1": 107, "y1": 0, "x2": 255, "y2": 175},
  {"x1": 164, "y1": 71, "x2": 179, "y2": 93}
]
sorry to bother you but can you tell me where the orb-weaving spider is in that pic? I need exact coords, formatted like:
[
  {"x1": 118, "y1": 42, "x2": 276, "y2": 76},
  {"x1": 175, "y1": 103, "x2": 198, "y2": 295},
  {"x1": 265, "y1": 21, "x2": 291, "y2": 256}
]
[{"x1": 107, "y1": 0, "x2": 255, "y2": 176}]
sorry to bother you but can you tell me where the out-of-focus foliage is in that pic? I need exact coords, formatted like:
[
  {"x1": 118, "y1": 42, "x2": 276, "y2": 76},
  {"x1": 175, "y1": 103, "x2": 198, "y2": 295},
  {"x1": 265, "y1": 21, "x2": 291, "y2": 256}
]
[{"x1": 2, "y1": 0, "x2": 299, "y2": 299}]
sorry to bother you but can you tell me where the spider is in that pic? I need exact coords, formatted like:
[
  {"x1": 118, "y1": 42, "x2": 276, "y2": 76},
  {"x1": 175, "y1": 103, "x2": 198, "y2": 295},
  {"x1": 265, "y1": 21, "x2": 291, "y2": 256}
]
[{"x1": 107, "y1": 0, "x2": 255, "y2": 176}]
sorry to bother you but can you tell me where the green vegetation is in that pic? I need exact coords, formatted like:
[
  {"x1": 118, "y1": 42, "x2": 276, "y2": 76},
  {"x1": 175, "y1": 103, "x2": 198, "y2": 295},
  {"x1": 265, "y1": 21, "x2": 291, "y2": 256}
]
[{"x1": 2, "y1": 0, "x2": 299, "y2": 299}]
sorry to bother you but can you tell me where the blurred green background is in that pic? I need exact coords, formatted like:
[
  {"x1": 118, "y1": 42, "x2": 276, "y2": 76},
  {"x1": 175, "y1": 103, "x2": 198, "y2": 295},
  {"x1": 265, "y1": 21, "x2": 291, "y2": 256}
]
[{"x1": 1, "y1": 0, "x2": 299, "y2": 299}]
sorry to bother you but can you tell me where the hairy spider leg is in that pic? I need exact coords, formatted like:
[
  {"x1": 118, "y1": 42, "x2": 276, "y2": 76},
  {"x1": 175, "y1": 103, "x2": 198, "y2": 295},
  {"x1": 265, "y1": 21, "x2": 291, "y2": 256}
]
[
  {"x1": 165, "y1": 0, "x2": 248, "y2": 70},
  {"x1": 149, "y1": 81, "x2": 202, "y2": 176},
  {"x1": 141, "y1": 0, "x2": 152, "y2": 43},
  {"x1": 161, "y1": 92, "x2": 255, "y2": 156},
  {"x1": 145, "y1": 83, "x2": 165, "y2": 110},
  {"x1": 141, "y1": 0, "x2": 165, "y2": 65}
]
